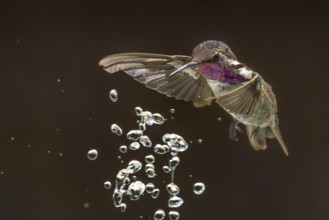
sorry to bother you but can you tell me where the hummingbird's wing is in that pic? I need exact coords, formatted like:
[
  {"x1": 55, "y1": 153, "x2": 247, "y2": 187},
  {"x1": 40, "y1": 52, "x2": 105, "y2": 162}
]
[
  {"x1": 216, "y1": 74, "x2": 262, "y2": 116},
  {"x1": 99, "y1": 53, "x2": 214, "y2": 107}
]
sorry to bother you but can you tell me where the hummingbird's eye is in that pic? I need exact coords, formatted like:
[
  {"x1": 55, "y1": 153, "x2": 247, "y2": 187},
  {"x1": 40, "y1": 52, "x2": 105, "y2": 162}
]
[{"x1": 210, "y1": 54, "x2": 219, "y2": 62}]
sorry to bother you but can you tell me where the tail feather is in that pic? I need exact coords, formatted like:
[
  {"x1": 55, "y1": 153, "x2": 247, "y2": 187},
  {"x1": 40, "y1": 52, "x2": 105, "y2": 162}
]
[
  {"x1": 246, "y1": 125, "x2": 289, "y2": 156},
  {"x1": 270, "y1": 125, "x2": 289, "y2": 156}
]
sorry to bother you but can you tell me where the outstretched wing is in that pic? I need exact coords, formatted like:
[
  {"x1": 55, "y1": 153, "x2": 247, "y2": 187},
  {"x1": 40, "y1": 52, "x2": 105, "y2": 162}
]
[
  {"x1": 99, "y1": 52, "x2": 214, "y2": 107},
  {"x1": 216, "y1": 74, "x2": 262, "y2": 116}
]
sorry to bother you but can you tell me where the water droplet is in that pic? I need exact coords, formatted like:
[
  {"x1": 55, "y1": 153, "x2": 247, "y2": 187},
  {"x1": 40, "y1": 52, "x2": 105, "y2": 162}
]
[
  {"x1": 140, "y1": 135, "x2": 152, "y2": 147},
  {"x1": 169, "y1": 156, "x2": 180, "y2": 170},
  {"x1": 193, "y1": 182, "x2": 205, "y2": 195},
  {"x1": 145, "y1": 155, "x2": 155, "y2": 163},
  {"x1": 132, "y1": 175, "x2": 137, "y2": 181},
  {"x1": 170, "y1": 109, "x2": 175, "y2": 113},
  {"x1": 135, "y1": 106, "x2": 143, "y2": 116},
  {"x1": 170, "y1": 147, "x2": 178, "y2": 156},
  {"x1": 126, "y1": 160, "x2": 142, "y2": 174},
  {"x1": 10, "y1": 137, "x2": 14, "y2": 141},
  {"x1": 154, "y1": 144, "x2": 170, "y2": 154},
  {"x1": 162, "y1": 166, "x2": 171, "y2": 173},
  {"x1": 87, "y1": 149, "x2": 98, "y2": 160},
  {"x1": 129, "y1": 142, "x2": 140, "y2": 150},
  {"x1": 119, "y1": 203, "x2": 127, "y2": 212},
  {"x1": 166, "y1": 183, "x2": 180, "y2": 196},
  {"x1": 83, "y1": 202, "x2": 89, "y2": 209},
  {"x1": 168, "y1": 196, "x2": 184, "y2": 208},
  {"x1": 162, "y1": 134, "x2": 189, "y2": 152},
  {"x1": 140, "y1": 111, "x2": 153, "y2": 126},
  {"x1": 145, "y1": 164, "x2": 155, "y2": 170},
  {"x1": 59, "y1": 152, "x2": 63, "y2": 157},
  {"x1": 104, "y1": 181, "x2": 112, "y2": 189},
  {"x1": 119, "y1": 145, "x2": 127, "y2": 153},
  {"x1": 197, "y1": 139, "x2": 203, "y2": 144},
  {"x1": 128, "y1": 181, "x2": 145, "y2": 201},
  {"x1": 111, "y1": 124, "x2": 123, "y2": 136},
  {"x1": 154, "y1": 209, "x2": 165, "y2": 220},
  {"x1": 113, "y1": 189, "x2": 123, "y2": 207},
  {"x1": 152, "y1": 113, "x2": 165, "y2": 125},
  {"x1": 146, "y1": 168, "x2": 156, "y2": 178},
  {"x1": 168, "y1": 210, "x2": 180, "y2": 220},
  {"x1": 109, "y1": 89, "x2": 118, "y2": 102},
  {"x1": 57, "y1": 78, "x2": 61, "y2": 83},
  {"x1": 145, "y1": 182, "x2": 155, "y2": 193},
  {"x1": 217, "y1": 117, "x2": 222, "y2": 121},
  {"x1": 151, "y1": 188, "x2": 160, "y2": 199},
  {"x1": 127, "y1": 130, "x2": 143, "y2": 140}
]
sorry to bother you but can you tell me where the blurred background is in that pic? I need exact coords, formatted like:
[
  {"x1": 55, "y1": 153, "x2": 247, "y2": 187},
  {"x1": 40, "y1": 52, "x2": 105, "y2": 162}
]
[{"x1": 0, "y1": 0, "x2": 328, "y2": 219}]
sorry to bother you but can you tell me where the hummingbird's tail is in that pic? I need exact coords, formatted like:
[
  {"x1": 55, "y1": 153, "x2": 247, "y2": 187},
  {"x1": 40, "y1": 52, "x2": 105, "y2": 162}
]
[{"x1": 246, "y1": 125, "x2": 289, "y2": 156}]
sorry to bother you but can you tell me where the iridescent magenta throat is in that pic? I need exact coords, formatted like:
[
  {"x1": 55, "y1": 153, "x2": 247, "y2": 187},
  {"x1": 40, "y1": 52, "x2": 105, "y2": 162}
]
[{"x1": 199, "y1": 63, "x2": 246, "y2": 84}]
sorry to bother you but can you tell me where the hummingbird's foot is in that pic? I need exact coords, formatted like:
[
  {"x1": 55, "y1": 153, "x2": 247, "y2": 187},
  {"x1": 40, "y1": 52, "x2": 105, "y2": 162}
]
[{"x1": 229, "y1": 120, "x2": 243, "y2": 142}]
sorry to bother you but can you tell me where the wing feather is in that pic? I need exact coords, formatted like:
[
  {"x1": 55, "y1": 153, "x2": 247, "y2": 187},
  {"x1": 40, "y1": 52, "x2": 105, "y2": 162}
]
[
  {"x1": 99, "y1": 52, "x2": 214, "y2": 107},
  {"x1": 216, "y1": 75, "x2": 262, "y2": 116}
]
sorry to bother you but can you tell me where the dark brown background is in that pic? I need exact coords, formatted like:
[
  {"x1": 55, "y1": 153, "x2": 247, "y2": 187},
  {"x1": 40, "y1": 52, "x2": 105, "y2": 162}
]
[{"x1": 0, "y1": 0, "x2": 328, "y2": 220}]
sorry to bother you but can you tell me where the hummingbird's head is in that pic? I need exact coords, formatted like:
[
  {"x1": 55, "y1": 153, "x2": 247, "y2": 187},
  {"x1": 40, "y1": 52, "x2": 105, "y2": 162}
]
[{"x1": 191, "y1": 40, "x2": 237, "y2": 63}]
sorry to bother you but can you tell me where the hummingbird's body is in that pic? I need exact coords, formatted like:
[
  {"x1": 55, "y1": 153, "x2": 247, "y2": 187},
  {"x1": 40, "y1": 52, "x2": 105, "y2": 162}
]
[{"x1": 99, "y1": 40, "x2": 288, "y2": 156}]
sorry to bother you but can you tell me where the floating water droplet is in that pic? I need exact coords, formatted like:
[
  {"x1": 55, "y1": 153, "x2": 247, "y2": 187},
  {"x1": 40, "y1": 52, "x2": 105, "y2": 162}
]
[
  {"x1": 168, "y1": 210, "x2": 180, "y2": 220},
  {"x1": 111, "y1": 124, "x2": 123, "y2": 136},
  {"x1": 145, "y1": 182, "x2": 155, "y2": 193},
  {"x1": 169, "y1": 156, "x2": 180, "y2": 170},
  {"x1": 140, "y1": 111, "x2": 153, "y2": 126},
  {"x1": 87, "y1": 149, "x2": 98, "y2": 160},
  {"x1": 193, "y1": 182, "x2": 205, "y2": 195},
  {"x1": 168, "y1": 196, "x2": 184, "y2": 208},
  {"x1": 57, "y1": 78, "x2": 61, "y2": 83},
  {"x1": 135, "y1": 106, "x2": 143, "y2": 116},
  {"x1": 170, "y1": 109, "x2": 175, "y2": 113},
  {"x1": 119, "y1": 203, "x2": 127, "y2": 212},
  {"x1": 113, "y1": 189, "x2": 123, "y2": 207},
  {"x1": 162, "y1": 134, "x2": 188, "y2": 152},
  {"x1": 119, "y1": 145, "x2": 127, "y2": 153},
  {"x1": 146, "y1": 168, "x2": 156, "y2": 178},
  {"x1": 152, "y1": 113, "x2": 165, "y2": 125},
  {"x1": 129, "y1": 142, "x2": 140, "y2": 150},
  {"x1": 132, "y1": 175, "x2": 137, "y2": 181},
  {"x1": 166, "y1": 183, "x2": 180, "y2": 196},
  {"x1": 145, "y1": 155, "x2": 155, "y2": 163},
  {"x1": 140, "y1": 135, "x2": 152, "y2": 147},
  {"x1": 83, "y1": 202, "x2": 89, "y2": 209},
  {"x1": 170, "y1": 147, "x2": 178, "y2": 156},
  {"x1": 109, "y1": 89, "x2": 118, "y2": 102},
  {"x1": 104, "y1": 181, "x2": 112, "y2": 189},
  {"x1": 126, "y1": 160, "x2": 142, "y2": 174},
  {"x1": 117, "y1": 155, "x2": 122, "y2": 160},
  {"x1": 197, "y1": 139, "x2": 203, "y2": 144},
  {"x1": 162, "y1": 165, "x2": 171, "y2": 173},
  {"x1": 154, "y1": 144, "x2": 170, "y2": 154},
  {"x1": 217, "y1": 117, "x2": 222, "y2": 121},
  {"x1": 127, "y1": 130, "x2": 143, "y2": 140},
  {"x1": 128, "y1": 181, "x2": 145, "y2": 201},
  {"x1": 151, "y1": 188, "x2": 160, "y2": 199},
  {"x1": 154, "y1": 209, "x2": 165, "y2": 220},
  {"x1": 145, "y1": 164, "x2": 155, "y2": 170}
]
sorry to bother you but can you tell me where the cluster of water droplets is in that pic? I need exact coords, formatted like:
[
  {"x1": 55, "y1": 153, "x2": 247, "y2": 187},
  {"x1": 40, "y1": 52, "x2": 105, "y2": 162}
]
[{"x1": 91, "y1": 90, "x2": 205, "y2": 219}]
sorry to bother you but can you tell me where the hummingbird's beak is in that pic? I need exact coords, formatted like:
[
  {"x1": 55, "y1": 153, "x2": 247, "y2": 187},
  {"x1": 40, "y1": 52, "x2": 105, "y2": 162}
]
[{"x1": 169, "y1": 60, "x2": 199, "y2": 77}]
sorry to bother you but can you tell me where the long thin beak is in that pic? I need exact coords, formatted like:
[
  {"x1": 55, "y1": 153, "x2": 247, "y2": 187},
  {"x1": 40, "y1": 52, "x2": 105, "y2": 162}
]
[{"x1": 169, "y1": 60, "x2": 199, "y2": 77}]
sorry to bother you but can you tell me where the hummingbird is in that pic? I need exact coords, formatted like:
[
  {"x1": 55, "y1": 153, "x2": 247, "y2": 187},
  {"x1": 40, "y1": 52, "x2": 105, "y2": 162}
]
[{"x1": 99, "y1": 40, "x2": 289, "y2": 156}]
